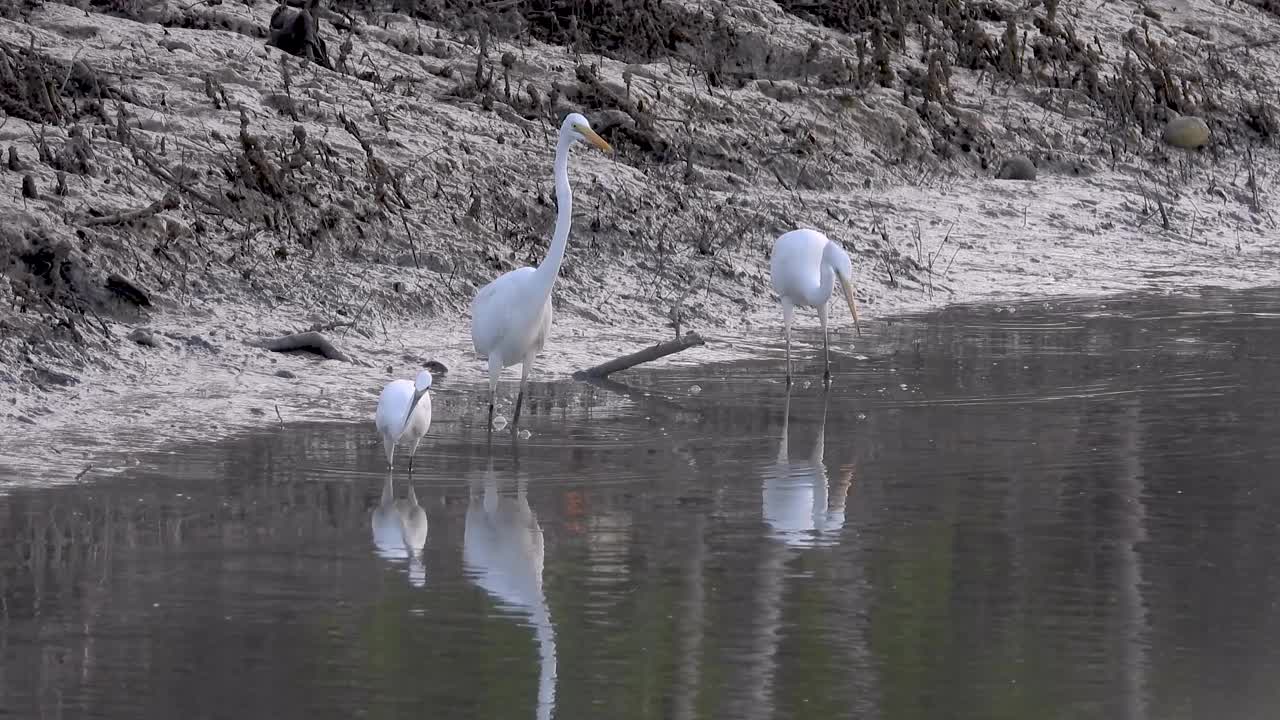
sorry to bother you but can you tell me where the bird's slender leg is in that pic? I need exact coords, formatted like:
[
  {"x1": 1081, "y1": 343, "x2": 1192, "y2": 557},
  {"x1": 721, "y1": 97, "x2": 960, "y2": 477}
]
[
  {"x1": 382, "y1": 434, "x2": 396, "y2": 473},
  {"x1": 782, "y1": 299, "x2": 794, "y2": 385},
  {"x1": 407, "y1": 438, "x2": 420, "y2": 476},
  {"x1": 819, "y1": 303, "x2": 831, "y2": 385},
  {"x1": 487, "y1": 356, "x2": 501, "y2": 431},
  {"x1": 513, "y1": 357, "x2": 533, "y2": 428}
]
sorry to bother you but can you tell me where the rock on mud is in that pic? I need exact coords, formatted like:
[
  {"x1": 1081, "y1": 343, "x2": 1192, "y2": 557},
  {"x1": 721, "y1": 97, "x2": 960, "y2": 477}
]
[
  {"x1": 997, "y1": 155, "x2": 1037, "y2": 181},
  {"x1": 1163, "y1": 116, "x2": 1210, "y2": 150},
  {"x1": 105, "y1": 274, "x2": 152, "y2": 307},
  {"x1": 267, "y1": 1, "x2": 331, "y2": 69},
  {"x1": 127, "y1": 328, "x2": 160, "y2": 347}
]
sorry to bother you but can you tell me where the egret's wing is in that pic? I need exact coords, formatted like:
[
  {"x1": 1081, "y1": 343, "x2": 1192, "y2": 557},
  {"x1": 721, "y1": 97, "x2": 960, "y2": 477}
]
[
  {"x1": 374, "y1": 380, "x2": 414, "y2": 437},
  {"x1": 470, "y1": 266, "x2": 536, "y2": 355},
  {"x1": 769, "y1": 229, "x2": 829, "y2": 301}
]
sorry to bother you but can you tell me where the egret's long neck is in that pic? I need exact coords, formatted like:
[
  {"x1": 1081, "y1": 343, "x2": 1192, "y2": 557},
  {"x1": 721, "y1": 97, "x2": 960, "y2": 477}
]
[
  {"x1": 817, "y1": 241, "x2": 843, "y2": 302},
  {"x1": 533, "y1": 601, "x2": 557, "y2": 720},
  {"x1": 533, "y1": 133, "x2": 574, "y2": 293},
  {"x1": 817, "y1": 260, "x2": 836, "y2": 303}
]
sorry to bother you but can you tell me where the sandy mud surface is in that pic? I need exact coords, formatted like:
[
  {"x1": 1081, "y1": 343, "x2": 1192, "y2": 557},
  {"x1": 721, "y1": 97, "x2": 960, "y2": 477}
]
[{"x1": 2, "y1": 0, "x2": 1279, "y2": 479}]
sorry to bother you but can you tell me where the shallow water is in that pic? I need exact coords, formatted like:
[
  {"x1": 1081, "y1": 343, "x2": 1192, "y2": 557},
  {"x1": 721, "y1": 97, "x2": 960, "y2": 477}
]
[{"x1": 4, "y1": 287, "x2": 1280, "y2": 719}]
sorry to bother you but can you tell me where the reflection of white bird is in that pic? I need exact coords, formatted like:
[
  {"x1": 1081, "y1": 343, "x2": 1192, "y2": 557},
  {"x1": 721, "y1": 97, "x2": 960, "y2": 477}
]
[
  {"x1": 470, "y1": 112, "x2": 612, "y2": 430},
  {"x1": 373, "y1": 369, "x2": 433, "y2": 473},
  {"x1": 769, "y1": 228, "x2": 861, "y2": 383},
  {"x1": 371, "y1": 471, "x2": 429, "y2": 587},
  {"x1": 762, "y1": 389, "x2": 851, "y2": 548},
  {"x1": 463, "y1": 462, "x2": 556, "y2": 720}
]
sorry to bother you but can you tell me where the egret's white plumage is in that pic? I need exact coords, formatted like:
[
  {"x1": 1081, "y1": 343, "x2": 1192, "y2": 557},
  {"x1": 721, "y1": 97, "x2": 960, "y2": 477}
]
[
  {"x1": 374, "y1": 369, "x2": 433, "y2": 472},
  {"x1": 371, "y1": 471, "x2": 429, "y2": 587},
  {"x1": 769, "y1": 228, "x2": 861, "y2": 382},
  {"x1": 470, "y1": 112, "x2": 611, "y2": 429}
]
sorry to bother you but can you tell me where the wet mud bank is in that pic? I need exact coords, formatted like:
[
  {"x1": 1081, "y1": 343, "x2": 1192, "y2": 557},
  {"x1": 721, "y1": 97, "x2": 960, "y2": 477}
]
[{"x1": 4, "y1": 0, "x2": 1280, "y2": 478}]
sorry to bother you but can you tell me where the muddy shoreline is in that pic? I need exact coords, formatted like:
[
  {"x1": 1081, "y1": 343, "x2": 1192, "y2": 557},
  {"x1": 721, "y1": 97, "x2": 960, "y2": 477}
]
[
  {"x1": 4, "y1": 275, "x2": 1276, "y2": 485},
  {"x1": 5, "y1": 0, "x2": 1280, "y2": 478}
]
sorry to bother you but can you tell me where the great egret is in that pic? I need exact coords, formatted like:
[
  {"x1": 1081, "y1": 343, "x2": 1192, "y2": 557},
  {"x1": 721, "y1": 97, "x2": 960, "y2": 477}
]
[
  {"x1": 470, "y1": 112, "x2": 612, "y2": 429},
  {"x1": 374, "y1": 369, "x2": 433, "y2": 472},
  {"x1": 371, "y1": 471, "x2": 429, "y2": 587},
  {"x1": 769, "y1": 228, "x2": 861, "y2": 383}
]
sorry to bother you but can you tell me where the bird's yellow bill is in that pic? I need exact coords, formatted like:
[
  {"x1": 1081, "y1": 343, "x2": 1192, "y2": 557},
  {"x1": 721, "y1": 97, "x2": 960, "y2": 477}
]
[
  {"x1": 839, "y1": 276, "x2": 862, "y2": 337},
  {"x1": 579, "y1": 126, "x2": 612, "y2": 153}
]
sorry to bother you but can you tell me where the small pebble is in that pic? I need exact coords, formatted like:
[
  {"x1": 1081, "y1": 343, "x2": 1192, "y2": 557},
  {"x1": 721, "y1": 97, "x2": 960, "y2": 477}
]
[
  {"x1": 689, "y1": 384, "x2": 702, "y2": 394},
  {"x1": 274, "y1": 369, "x2": 297, "y2": 379},
  {"x1": 517, "y1": 429, "x2": 531, "y2": 440}
]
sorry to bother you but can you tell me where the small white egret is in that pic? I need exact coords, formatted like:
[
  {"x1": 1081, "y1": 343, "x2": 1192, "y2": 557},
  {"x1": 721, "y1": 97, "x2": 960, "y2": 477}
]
[
  {"x1": 470, "y1": 112, "x2": 612, "y2": 429},
  {"x1": 769, "y1": 228, "x2": 861, "y2": 383},
  {"x1": 373, "y1": 369, "x2": 433, "y2": 473}
]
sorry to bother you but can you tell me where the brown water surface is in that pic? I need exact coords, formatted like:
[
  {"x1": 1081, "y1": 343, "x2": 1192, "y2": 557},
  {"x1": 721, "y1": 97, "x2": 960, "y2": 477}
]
[{"x1": 3, "y1": 288, "x2": 1280, "y2": 720}]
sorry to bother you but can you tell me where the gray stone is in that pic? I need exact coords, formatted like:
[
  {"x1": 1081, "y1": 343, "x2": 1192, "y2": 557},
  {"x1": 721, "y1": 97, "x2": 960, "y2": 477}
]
[
  {"x1": 997, "y1": 155, "x2": 1037, "y2": 181},
  {"x1": 128, "y1": 328, "x2": 159, "y2": 347},
  {"x1": 1163, "y1": 116, "x2": 1210, "y2": 150}
]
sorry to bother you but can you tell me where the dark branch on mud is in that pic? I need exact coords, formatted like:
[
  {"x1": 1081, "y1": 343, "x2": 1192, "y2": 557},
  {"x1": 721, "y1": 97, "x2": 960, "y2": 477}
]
[
  {"x1": 247, "y1": 331, "x2": 353, "y2": 363},
  {"x1": 574, "y1": 331, "x2": 706, "y2": 379},
  {"x1": 82, "y1": 191, "x2": 180, "y2": 226},
  {"x1": 132, "y1": 149, "x2": 233, "y2": 218}
]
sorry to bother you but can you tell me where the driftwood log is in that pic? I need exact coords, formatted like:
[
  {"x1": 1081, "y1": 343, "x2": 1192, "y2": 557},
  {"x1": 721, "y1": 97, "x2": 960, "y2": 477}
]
[
  {"x1": 574, "y1": 331, "x2": 705, "y2": 379},
  {"x1": 247, "y1": 331, "x2": 352, "y2": 362},
  {"x1": 83, "y1": 191, "x2": 179, "y2": 226}
]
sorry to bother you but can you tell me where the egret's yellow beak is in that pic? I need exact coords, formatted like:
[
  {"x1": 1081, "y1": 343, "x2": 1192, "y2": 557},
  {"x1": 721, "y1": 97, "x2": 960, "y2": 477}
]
[
  {"x1": 837, "y1": 274, "x2": 862, "y2": 337},
  {"x1": 578, "y1": 126, "x2": 612, "y2": 153}
]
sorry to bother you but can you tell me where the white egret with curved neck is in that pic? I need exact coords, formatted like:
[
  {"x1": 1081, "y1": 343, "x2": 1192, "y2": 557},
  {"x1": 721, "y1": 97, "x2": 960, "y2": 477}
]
[
  {"x1": 373, "y1": 369, "x2": 433, "y2": 473},
  {"x1": 769, "y1": 228, "x2": 861, "y2": 383},
  {"x1": 470, "y1": 112, "x2": 611, "y2": 429}
]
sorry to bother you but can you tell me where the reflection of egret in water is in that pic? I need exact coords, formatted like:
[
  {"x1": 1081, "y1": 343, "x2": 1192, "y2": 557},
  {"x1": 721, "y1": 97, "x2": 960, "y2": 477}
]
[
  {"x1": 370, "y1": 471, "x2": 429, "y2": 587},
  {"x1": 728, "y1": 389, "x2": 860, "y2": 720},
  {"x1": 1114, "y1": 399, "x2": 1150, "y2": 720},
  {"x1": 463, "y1": 450, "x2": 556, "y2": 720},
  {"x1": 762, "y1": 389, "x2": 853, "y2": 548}
]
